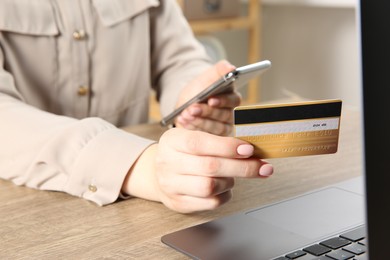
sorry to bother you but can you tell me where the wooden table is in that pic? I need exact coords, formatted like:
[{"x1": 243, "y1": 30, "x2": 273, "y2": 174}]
[{"x1": 0, "y1": 107, "x2": 363, "y2": 259}]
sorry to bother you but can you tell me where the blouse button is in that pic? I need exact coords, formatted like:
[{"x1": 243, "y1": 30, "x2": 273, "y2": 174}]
[
  {"x1": 73, "y1": 30, "x2": 86, "y2": 40},
  {"x1": 88, "y1": 184, "x2": 97, "y2": 193},
  {"x1": 77, "y1": 86, "x2": 89, "y2": 96}
]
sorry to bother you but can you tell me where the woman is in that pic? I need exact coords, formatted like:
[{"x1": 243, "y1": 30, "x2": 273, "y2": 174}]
[{"x1": 0, "y1": 0, "x2": 273, "y2": 213}]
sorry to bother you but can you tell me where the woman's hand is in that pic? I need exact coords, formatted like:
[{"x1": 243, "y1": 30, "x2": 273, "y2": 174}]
[
  {"x1": 175, "y1": 60, "x2": 241, "y2": 136},
  {"x1": 122, "y1": 128, "x2": 273, "y2": 214}
]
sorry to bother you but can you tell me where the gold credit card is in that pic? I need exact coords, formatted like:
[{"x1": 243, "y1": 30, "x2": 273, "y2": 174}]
[{"x1": 234, "y1": 99, "x2": 342, "y2": 158}]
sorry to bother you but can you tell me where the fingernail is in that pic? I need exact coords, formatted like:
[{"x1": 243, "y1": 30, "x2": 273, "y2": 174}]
[
  {"x1": 177, "y1": 116, "x2": 186, "y2": 125},
  {"x1": 237, "y1": 144, "x2": 254, "y2": 156},
  {"x1": 181, "y1": 110, "x2": 195, "y2": 120},
  {"x1": 183, "y1": 113, "x2": 195, "y2": 120},
  {"x1": 208, "y1": 98, "x2": 220, "y2": 107},
  {"x1": 259, "y1": 164, "x2": 274, "y2": 177},
  {"x1": 189, "y1": 107, "x2": 202, "y2": 116}
]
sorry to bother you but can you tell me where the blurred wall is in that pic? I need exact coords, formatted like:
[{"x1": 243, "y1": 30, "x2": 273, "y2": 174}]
[
  {"x1": 209, "y1": 2, "x2": 360, "y2": 108},
  {"x1": 261, "y1": 4, "x2": 360, "y2": 108}
]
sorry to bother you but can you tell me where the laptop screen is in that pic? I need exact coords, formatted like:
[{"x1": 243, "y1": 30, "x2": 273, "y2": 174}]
[{"x1": 359, "y1": 0, "x2": 390, "y2": 258}]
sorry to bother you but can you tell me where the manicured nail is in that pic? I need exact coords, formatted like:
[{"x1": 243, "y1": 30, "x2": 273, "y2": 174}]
[
  {"x1": 208, "y1": 98, "x2": 220, "y2": 107},
  {"x1": 189, "y1": 107, "x2": 202, "y2": 116},
  {"x1": 259, "y1": 164, "x2": 274, "y2": 177},
  {"x1": 177, "y1": 116, "x2": 186, "y2": 125},
  {"x1": 237, "y1": 144, "x2": 254, "y2": 156}
]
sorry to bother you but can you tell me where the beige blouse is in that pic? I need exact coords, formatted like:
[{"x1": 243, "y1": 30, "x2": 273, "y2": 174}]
[{"x1": 0, "y1": 0, "x2": 211, "y2": 205}]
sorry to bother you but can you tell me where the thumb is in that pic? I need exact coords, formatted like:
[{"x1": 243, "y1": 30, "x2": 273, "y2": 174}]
[{"x1": 214, "y1": 59, "x2": 236, "y2": 78}]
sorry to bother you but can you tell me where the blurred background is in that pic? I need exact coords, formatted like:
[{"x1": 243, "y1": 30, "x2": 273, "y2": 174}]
[{"x1": 178, "y1": 0, "x2": 359, "y2": 108}]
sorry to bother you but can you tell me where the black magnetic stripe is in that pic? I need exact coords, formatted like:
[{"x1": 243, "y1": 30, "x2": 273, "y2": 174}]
[{"x1": 234, "y1": 101, "x2": 342, "y2": 125}]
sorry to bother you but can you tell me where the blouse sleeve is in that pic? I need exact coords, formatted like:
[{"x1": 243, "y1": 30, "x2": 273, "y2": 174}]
[
  {"x1": 0, "y1": 48, "x2": 155, "y2": 205},
  {"x1": 149, "y1": 0, "x2": 213, "y2": 117}
]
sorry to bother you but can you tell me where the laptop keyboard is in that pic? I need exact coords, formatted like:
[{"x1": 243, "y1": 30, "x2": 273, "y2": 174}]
[{"x1": 273, "y1": 226, "x2": 367, "y2": 260}]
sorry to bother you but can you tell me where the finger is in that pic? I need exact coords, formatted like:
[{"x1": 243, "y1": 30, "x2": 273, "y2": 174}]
[
  {"x1": 175, "y1": 116, "x2": 232, "y2": 136},
  {"x1": 187, "y1": 104, "x2": 233, "y2": 124},
  {"x1": 174, "y1": 116, "x2": 197, "y2": 131},
  {"x1": 180, "y1": 107, "x2": 198, "y2": 121},
  {"x1": 177, "y1": 106, "x2": 233, "y2": 133},
  {"x1": 163, "y1": 190, "x2": 233, "y2": 213},
  {"x1": 192, "y1": 60, "x2": 236, "y2": 94},
  {"x1": 213, "y1": 60, "x2": 237, "y2": 80},
  {"x1": 162, "y1": 128, "x2": 253, "y2": 158},
  {"x1": 208, "y1": 91, "x2": 242, "y2": 108},
  {"x1": 163, "y1": 148, "x2": 273, "y2": 178},
  {"x1": 158, "y1": 174, "x2": 235, "y2": 198}
]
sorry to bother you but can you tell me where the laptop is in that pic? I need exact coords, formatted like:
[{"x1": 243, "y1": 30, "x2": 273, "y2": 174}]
[{"x1": 161, "y1": 0, "x2": 390, "y2": 259}]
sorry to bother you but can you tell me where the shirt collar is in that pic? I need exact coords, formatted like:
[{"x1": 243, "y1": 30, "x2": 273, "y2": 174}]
[{"x1": 92, "y1": 0, "x2": 159, "y2": 27}]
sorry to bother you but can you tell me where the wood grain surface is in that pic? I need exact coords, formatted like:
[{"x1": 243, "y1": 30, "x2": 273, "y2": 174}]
[{"x1": 0, "y1": 107, "x2": 363, "y2": 259}]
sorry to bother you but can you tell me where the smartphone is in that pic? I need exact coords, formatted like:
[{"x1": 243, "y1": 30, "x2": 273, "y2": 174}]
[{"x1": 160, "y1": 60, "x2": 272, "y2": 126}]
